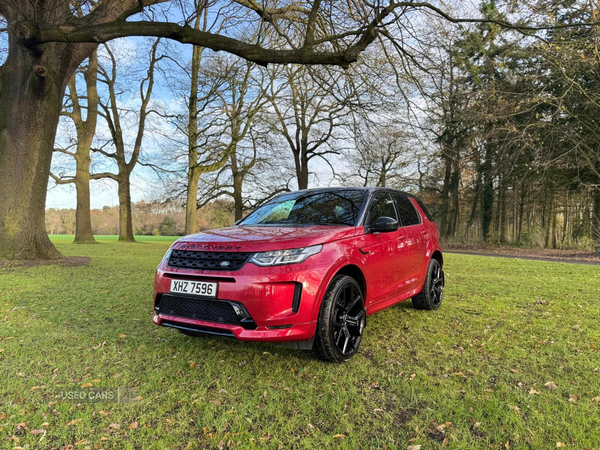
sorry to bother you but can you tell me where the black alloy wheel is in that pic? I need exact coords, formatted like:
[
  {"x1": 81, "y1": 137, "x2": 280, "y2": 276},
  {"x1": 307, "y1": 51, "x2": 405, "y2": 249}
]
[
  {"x1": 412, "y1": 258, "x2": 444, "y2": 310},
  {"x1": 313, "y1": 275, "x2": 366, "y2": 362}
]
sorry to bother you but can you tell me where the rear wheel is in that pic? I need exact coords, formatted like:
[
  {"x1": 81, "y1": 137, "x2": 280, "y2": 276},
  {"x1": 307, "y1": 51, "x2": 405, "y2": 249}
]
[
  {"x1": 313, "y1": 275, "x2": 366, "y2": 363},
  {"x1": 412, "y1": 258, "x2": 444, "y2": 310}
]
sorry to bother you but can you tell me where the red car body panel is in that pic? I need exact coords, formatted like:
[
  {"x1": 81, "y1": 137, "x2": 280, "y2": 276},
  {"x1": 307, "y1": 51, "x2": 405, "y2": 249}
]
[{"x1": 153, "y1": 192, "x2": 442, "y2": 343}]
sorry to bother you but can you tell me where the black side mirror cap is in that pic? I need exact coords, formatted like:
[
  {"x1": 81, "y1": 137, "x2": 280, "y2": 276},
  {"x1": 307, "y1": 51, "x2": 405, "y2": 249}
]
[{"x1": 369, "y1": 216, "x2": 399, "y2": 233}]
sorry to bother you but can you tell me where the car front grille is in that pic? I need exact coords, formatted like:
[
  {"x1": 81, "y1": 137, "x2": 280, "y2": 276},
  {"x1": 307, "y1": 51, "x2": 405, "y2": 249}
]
[
  {"x1": 168, "y1": 250, "x2": 251, "y2": 271},
  {"x1": 158, "y1": 294, "x2": 241, "y2": 325}
]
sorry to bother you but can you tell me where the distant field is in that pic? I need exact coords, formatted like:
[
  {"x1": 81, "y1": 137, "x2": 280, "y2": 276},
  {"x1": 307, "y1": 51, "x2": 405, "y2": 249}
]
[
  {"x1": 48, "y1": 235, "x2": 179, "y2": 243},
  {"x1": 0, "y1": 237, "x2": 599, "y2": 449}
]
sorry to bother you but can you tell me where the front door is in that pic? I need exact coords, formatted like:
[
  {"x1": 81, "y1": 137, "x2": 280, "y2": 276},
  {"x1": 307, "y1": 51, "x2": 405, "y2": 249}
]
[{"x1": 359, "y1": 192, "x2": 406, "y2": 306}]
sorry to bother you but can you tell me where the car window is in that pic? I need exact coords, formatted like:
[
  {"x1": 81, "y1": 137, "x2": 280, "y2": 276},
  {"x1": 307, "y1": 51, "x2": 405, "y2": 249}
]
[
  {"x1": 368, "y1": 192, "x2": 398, "y2": 225},
  {"x1": 239, "y1": 190, "x2": 367, "y2": 226},
  {"x1": 413, "y1": 196, "x2": 434, "y2": 221},
  {"x1": 393, "y1": 194, "x2": 421, "y2": 226}
]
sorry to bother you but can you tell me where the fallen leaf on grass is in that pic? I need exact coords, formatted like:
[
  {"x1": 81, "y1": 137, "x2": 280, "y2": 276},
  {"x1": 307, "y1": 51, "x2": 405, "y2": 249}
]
[
  {"x1": 189, "y1": 362, "x2": 196, "y2": 370},
  {"x1": 98, "y1": 411, "x2": 111, "y2": 416},
  {"x1": 545, "y1": 381, "x2": 558, "y2": 390},
  {"x1": 66, "y1": 419, "x2": 81, "y2": 426},
  {"x1": 108, "y1": 423, "x2": 120, "y2": 430},
  {"x1": 30, "y1": 429, "x2": 45, "y2": 435},
  {"x1": 129, "y1": 422, "x2": 138, "y2": 429},
  {"x1": 568, "y1": 394, "x2": 577, "y2": 404},
  {"x1": 118, "y1": 334, "x2": 126, "y2": 338},
  {"x1": 529, "y1": 389, "x2": 540, "y2": 395},
  {"x1": 81, "y1": 382, "x2": 92, "y2": 388},
  {"x1": 407, "y1": 445, "x2": 422, "y2": 450},
  {"x1": 332, "y1": 434, "x2": 346, "y2": 439},
  {"x1": 592, "y1": 396, "x2": 600, "y2": 402},
  {"x1": 556, "y1": 443, "x2": 566, "y2": 448},
  {"x1": 0, "y1": 412, "x2": 6, "y2": 420}
]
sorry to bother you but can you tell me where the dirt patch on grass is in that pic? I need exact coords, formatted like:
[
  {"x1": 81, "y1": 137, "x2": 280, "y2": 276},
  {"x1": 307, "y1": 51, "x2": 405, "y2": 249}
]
[{"x1": 0, "y1": 256, "x2": 91, "y2": 270}]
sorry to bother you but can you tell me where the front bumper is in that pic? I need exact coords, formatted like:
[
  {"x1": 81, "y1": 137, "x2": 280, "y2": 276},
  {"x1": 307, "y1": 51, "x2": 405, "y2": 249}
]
[{"x1": 153, "y1": 254, "x2": 332, "y2": 342}]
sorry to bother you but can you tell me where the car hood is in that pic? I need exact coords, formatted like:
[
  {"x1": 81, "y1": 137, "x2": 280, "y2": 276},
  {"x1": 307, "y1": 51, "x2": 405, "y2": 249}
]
[{"x1": 172, "y1": 225, "x2": 358, "y2": 252}]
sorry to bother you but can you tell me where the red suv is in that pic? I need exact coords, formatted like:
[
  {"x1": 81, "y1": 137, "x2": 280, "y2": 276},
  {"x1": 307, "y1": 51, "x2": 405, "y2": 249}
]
[{"x1": 153, "y1": 188, "x2": 444, "y2": 362}]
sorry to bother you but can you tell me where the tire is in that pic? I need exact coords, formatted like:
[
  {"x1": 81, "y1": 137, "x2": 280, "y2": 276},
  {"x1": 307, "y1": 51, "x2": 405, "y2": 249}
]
[
  {"x1": 412, "y1": 258, "x2": 444, "y2": 310},
  {"x1": 313, "y1": 275, "x2": 366, "y2": 363}
]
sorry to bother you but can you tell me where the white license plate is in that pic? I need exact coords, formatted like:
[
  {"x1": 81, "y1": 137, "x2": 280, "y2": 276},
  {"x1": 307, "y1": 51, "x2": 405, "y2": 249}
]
[{"x1": 170, "y1": 279, "x2": 217, "y2": 297}]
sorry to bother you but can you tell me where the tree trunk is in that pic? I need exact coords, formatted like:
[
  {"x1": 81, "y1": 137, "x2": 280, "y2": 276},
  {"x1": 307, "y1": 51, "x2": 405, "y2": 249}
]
[
  {"x1": 544, "y1": 182, "x2": 556, "y2": 249},
  {"x1": 230, "y1": 151, "x2": 244, "y2": 222},
  {"x1": 233, "y1": 174, "x2": 244, "y2": 222},
  {"x1": 185, "y1": 167, "x2": 199, "y2": 235},
  {"x1": 296, "y1": 149, "x2": 309, "y2": 190},
  {"x1": 439, "y1": 156, "x2": 452, "y2": 237},
  {"x1": 448, "y1": 156, "x2": 460, "y2": 237},
  {"x1": 117, "y1": 175, "x2": 135, "y2": 242},
  {"x1": 481, "y1": 146, "x2": 494, "y2": 242},
  {"x1": 0, "y1": 39, "x2": 88, "y2": 259},
  {"x1": 73, "y1": 158, "x2": 96, "y2": 243},
  {"x1": 72, "y1": 52, "x2": 99, "y2": 244},
  {"x1": 498, "y1": 175, "x2": 507, "y2": 244},
  {"x1": 593, "y1": 188, "x2": 600, "y2": 253},
  {"x1": 516, "y1": 178, "x2": 527, "y2": 246}
]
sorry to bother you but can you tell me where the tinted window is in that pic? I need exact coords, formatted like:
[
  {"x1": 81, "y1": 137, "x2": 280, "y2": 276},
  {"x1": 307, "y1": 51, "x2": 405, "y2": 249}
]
[
  {"x1": 368, "y1": 192, "x2": 398, "y2": 225},
  {"x1": 393, "y1": 194, "x2": 420, "y2": 226},
  {"x1": 240, "y1": 190, "x2": 366, "y2": 226},
  {"x1": 413, "y1": 196, "x2": 434, "y2": 221}
]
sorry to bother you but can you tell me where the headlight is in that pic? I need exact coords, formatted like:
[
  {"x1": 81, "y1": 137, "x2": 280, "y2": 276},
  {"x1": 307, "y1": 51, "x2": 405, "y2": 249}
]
[
  {"x1": 248, "y1": 245, "x2": 323, "y2": 267},
  {"x1": 158, "y1": 248, "x2": 172, "y2": 267}
]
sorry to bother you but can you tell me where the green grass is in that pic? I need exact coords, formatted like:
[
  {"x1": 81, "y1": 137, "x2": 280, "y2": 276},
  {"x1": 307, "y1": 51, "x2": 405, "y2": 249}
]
[{"x1": 1, "y1": 236, "x2": 599, "y2": 449}]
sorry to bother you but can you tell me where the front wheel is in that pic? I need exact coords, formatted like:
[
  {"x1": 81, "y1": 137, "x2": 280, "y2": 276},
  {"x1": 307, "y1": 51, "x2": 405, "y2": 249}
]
[
  {"x1": 412, "y1": 258, "x2": 444, "y2": 310},
  {"x1": 313, "y1": 275, "x2": 366, "y2": 363}
]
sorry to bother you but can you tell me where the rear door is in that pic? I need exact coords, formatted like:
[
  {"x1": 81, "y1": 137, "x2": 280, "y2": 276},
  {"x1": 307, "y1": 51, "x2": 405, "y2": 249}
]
[
  {"x1": 359, "y1": 192, "x2": 406, "y2": 305},
  {"x1": 392, "y1": 193, "x2": 428, "y2": 293}
]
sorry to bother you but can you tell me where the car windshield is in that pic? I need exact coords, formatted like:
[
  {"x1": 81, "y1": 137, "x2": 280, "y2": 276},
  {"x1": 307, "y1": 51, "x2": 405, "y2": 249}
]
[{"x1": 239, "y1": 190, "x2": 367, "y2": 227}]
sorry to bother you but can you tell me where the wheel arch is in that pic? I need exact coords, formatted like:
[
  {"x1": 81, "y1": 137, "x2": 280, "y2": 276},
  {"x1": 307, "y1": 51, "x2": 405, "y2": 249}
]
[
  {"x1": 334, "y1": 264, "x2": 367, "y2": 300},
  {"x1": 431, "y1": 249, "x2": 443, "y2": 268},
  {"x1": 308, "y1": 261, "x2": 368, "y2": 337}
]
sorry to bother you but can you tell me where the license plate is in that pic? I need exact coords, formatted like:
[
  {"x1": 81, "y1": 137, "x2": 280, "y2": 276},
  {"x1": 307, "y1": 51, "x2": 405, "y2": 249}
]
[{"x1": 170, "y1": 279, "x2": 217, "y2": 297}]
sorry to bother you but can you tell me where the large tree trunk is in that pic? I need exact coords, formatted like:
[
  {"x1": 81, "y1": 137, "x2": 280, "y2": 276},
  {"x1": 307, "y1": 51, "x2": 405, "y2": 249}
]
[
  {"x1": 0, "y1": 37, "x2": 90, "y2": 259},
  {"x1": 117, "y1": 176, "x2": 135, "y2": 242}
]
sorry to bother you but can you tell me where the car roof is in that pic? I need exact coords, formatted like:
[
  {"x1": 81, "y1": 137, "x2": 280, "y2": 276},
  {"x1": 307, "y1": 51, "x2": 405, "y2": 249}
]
[{"x1": 283, "y1": 186, "x2": 416, "y2": 198}]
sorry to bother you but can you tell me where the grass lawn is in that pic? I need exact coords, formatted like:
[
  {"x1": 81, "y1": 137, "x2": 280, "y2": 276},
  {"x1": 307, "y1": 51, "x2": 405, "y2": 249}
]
[{"x1": 1, "y1": 236, "x2": 599, "y2": 449}]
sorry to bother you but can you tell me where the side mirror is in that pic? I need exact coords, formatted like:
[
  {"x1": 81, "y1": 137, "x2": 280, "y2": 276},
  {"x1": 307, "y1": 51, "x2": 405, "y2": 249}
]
[{"x1": 369, "y1": 216, "x2": 399, "y2": 233}]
